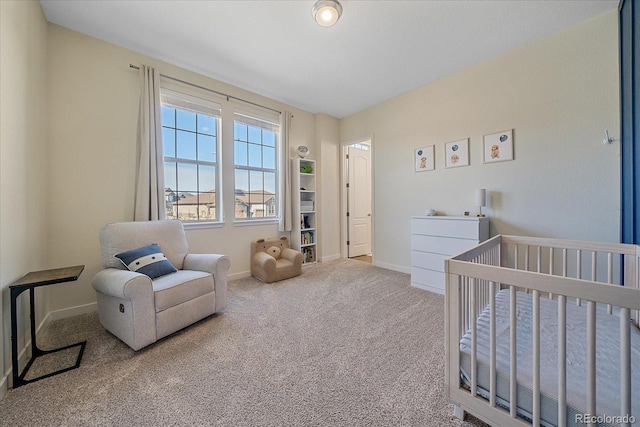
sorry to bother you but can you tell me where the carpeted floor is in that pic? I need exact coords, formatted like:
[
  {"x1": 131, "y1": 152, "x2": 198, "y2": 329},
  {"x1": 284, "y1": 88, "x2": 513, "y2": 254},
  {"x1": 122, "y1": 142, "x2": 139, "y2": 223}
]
[{"x1": 0, "y1": 259, "x2": 487, "y2": 426}]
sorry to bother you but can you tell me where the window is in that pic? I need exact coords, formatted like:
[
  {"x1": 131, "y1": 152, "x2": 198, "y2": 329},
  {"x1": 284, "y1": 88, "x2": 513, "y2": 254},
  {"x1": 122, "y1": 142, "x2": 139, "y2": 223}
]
[
  {"x1": 161, "y1": 89, "x2": 221, "y2": 222},
  {"x1": 234, "y1": 112, "x2": 279, "y2": 220}
]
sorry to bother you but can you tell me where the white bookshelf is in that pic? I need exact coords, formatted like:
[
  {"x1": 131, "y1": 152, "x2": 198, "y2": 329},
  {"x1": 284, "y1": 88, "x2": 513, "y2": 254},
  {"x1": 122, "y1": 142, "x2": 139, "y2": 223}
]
[{"x1": 292, "y1": 158, "x2": 317, "y2": 266}]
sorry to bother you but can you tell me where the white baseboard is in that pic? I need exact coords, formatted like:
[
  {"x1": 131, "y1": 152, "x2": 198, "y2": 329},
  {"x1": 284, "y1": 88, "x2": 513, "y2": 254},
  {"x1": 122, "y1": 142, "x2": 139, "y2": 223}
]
[
  {"x1": 1, "y1": 321, "x2": 38, "y2": 395},
  {"x1": 320, "y1": 253, "x2": 341, "y2": 263},
  {"x1": 411, "y1": 281, "x2": 444, "y2": 295},
  {"x1": 373, "y1": 261, "x2": 411, "y2": 275},
  {"x1": 0, "y1": 370, "x2": 7, "y2": 401},
  {"x1": 46, "y1": 302, "x2": 97, "y2": 322},
  {"x1": 228, "y1": 270, "x2": 252, "y2": 281}
]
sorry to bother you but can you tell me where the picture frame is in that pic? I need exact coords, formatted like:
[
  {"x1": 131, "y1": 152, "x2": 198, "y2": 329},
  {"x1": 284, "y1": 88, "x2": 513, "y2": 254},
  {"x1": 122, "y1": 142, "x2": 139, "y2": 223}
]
[
  {"x1": 445, "y1": 138, "x2": 469, "y2": 168},
  {"x1": 415, "y1": 146, "x2": 435, "y2": 172},
  {"x1": 483, "y1": 129, "x2": 513, "y2": 163}
]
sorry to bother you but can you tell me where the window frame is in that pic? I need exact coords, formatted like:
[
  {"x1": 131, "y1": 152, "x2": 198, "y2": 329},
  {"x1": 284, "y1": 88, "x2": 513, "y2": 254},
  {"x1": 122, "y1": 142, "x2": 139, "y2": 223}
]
[
  {"x1": 233, "y1": 109, "x2": 281, "y2": 224},
  {"x1": 160, "y1": 87, "x2": 223, "y2": 225}
]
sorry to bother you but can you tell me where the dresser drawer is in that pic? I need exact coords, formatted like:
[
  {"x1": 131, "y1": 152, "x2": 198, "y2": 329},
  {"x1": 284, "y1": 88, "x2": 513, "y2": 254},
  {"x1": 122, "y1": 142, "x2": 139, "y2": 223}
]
[
  {"x1": 411, "y1": 267, "x2": 445, "y2": 294},
  {"x1": 411, "y1": 250, "x2": 447, "y2": 272},
  {"x1": 411, "y1": 234, "x2": 478, "y2": 256},
  {"x1": 411, "y1": 217, "x2": 483, "y2": 239}
]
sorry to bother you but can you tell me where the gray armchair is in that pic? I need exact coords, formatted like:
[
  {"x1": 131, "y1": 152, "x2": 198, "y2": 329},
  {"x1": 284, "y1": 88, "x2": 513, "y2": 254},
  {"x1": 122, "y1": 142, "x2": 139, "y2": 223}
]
[{"x1": 92, "y1": 220, "x2": 230, "y2": 350}]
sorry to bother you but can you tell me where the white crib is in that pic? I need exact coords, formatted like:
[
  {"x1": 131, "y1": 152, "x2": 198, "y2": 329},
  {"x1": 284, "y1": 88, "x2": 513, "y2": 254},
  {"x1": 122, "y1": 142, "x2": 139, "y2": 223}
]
[{"x1": 445, "y1": 235, "x2": 640, "y2": 427}]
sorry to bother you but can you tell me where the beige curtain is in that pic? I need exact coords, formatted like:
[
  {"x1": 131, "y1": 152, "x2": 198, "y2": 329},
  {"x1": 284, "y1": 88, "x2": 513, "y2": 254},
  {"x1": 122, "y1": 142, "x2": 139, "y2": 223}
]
[
  {"x1": 134, "y1": 65, "x2": 165, "y2": 221},
  {"x1": 278, "y1": 111, "x2": 293, "y2": 231}
]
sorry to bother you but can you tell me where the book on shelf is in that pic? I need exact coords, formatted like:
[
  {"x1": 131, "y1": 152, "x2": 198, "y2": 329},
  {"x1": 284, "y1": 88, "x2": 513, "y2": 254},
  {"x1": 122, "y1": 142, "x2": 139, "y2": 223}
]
[
  {"x1": 301, "y1": 214, "x2": 311, "y2": 229},
  {"x1": 302, "y1": 246, "x2": 316, "y2": 263},
  {"x1": 301, "y1": 231, "x2": 315, "y2": 245}
]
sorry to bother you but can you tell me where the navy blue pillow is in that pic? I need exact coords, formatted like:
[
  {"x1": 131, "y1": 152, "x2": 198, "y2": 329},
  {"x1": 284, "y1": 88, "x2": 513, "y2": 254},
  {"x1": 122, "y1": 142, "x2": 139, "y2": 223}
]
[{"x1": 115, "y1": 243, "x2": 177, "y2": 279}]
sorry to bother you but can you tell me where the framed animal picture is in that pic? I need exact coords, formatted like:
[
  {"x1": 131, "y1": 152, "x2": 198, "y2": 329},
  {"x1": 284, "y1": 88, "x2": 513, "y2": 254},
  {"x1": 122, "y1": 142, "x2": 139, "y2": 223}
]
[
  {"x1": 445, "y1": 138, "x2": 469, "y2": 168},
  {"x1": 415, "y1": 145, "x2": 435, "y2": 172},
  {"x1": 483, "y1": 129, "x2": 513, "y2": 163}
]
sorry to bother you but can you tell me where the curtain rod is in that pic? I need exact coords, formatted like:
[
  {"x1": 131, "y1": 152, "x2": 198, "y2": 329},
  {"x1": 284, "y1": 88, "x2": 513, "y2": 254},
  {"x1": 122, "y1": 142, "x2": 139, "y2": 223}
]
[{"x1": 129, "y1": 64, "x2": 282, "y2": 115}]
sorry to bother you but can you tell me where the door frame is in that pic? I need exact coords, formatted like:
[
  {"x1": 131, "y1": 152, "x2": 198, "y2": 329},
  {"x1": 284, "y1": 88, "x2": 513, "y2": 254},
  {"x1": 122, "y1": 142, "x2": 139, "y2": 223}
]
[{"x1": 341, "y1": 136, "x2": 374, "y2": 260}]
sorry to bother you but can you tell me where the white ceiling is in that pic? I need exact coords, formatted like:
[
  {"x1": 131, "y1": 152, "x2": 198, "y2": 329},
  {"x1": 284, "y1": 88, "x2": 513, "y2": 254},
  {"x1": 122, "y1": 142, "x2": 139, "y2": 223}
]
[{"x1": 40, "y1": 0, "x2": 618, "y2": 118}]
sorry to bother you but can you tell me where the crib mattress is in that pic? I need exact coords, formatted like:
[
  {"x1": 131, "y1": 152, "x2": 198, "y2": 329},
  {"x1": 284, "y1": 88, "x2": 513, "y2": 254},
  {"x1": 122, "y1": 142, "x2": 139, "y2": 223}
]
[{"x1": 460, "y1": 289, "x2": 640, "y2": 427}]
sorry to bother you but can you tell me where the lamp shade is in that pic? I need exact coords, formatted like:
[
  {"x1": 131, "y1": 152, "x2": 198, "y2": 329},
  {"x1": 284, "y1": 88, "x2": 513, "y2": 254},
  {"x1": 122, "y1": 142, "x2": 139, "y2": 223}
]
[
  {"x1": 312, "y1": 0, "x2": 342, "y2": 27},
  {"x1": 475, "y1": 189, "x2": 486, "y2": 207}
]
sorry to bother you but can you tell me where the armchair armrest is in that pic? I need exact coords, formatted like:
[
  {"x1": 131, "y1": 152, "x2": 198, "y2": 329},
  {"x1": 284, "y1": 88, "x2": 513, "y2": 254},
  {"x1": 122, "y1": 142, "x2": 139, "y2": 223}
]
[
  {"x1": 183, "y1": 254, "x2": 231, "y2": 312},
  {"x1": 253, "y1": 252, "x2": 276, "y2": 270},
  {"x1": 281, "y1": 248, "x2": 303, "y2": 265},
  {"x1": 91, "y1": 268, "x2": 156, "y2": 350},
  {"x1": 92, "y1": 268, "x2": 153, "y2": 300}
]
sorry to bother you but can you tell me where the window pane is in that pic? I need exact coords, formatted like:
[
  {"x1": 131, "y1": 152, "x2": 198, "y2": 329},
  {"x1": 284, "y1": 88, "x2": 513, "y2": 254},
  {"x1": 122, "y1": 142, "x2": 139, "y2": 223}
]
[
  {"x1": 263, "y1": 130, "x2": 275, "y2": 147},
  {"x1": 263, "y1": 146, "x2": 275, "y2": 169},
  {"x1": 164, "y1": 162, "x2": 177, "y2": 190},
  {"x1": 199, "y1": 192, "x2": 216, "y2": 220},
  {"x1": 177, "y1": 163, "x2": 197, "y2": 192},
  {"x1": 198, "y1": 135, "x2": 216, "y2": 163},
  {"x1": 235, "y1": 169, "x2": 248, "y2": 192},
  {"x1": 162, "y1": 128, "x2": 176, "y2": 158},
  {"x1": 161, "y1": 106, "x2": 175, "y2": 128},
  {"x1": 248, "y1": 127, "x2": 261, "y2": 144},
  {"x1": 176, "y1": 130, "x2": 196, "y2": 160},
  {"x1": 249, "y1": 170, "x2": 263, "y2": 193},
  {"x1": 176, "y1": 109, "x2": 196, "y2": 131},
  {"x1": 198, "y1": 115, "x2": 216, "y2": 136},
  {"x1": 264, "y1": 171, "x2": 276, "y2": 194},
  {"x1": 248, "y1": 143, "x2": 262, "y2": 168},
  {"x1": 235, "y1": 122, "x2": 247, "y2": 142},
  {"x1": 235, "y1": 169, "x2": 249, "y2": 218},
  {"x1": 199, "y1": 165, "x2": 216, "y2": 191},
  {"x1": 234, "y1": 141, "x2": 247, "y2": 166}
]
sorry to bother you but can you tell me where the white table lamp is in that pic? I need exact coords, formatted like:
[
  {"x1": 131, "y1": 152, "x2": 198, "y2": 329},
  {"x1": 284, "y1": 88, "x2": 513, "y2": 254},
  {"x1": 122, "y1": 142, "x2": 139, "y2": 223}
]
[{"x1": 475, "y1": 189, "x2": 486, "y2": 217}]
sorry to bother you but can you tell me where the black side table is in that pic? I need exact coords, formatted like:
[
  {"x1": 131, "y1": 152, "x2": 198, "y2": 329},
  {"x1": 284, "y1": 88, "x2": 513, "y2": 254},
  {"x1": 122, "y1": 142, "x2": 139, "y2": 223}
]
[{"x1": 10, "y1": 265, "x2": 86, "y2": 388}]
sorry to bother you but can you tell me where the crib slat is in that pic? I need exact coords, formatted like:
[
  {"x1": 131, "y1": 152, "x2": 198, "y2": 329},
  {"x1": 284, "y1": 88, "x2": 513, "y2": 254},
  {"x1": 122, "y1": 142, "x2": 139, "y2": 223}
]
[
  {"x1": 587, "y1": 301, "x2": 596, "y2": 426},
  {"x1": 532, "y1": 290, "x2": 541, "y2": 426},
  {"x1": 470, "y1": 279, "x2": 477, "y2": 398},
  {"x1": 489, "y1": 281, "x2": 496, "y2": 408},
  {"x1": 607, "y1": 252, "x2": 613, "y2": 314},
  {"x1": 509, "y1": 285, "x2": 517, "y2": 419},
  {"x1": 576, "y1": 250, "x2": 582, "y2": 306},
  {"x1": 620, "y1": 307, "x2": 631, "y2": 427},
  {"x1": 549, "y1": 247, "x2": 555, "y2": 299},
  {"x1": 558, "y1": 295, "x2": 567, "y2": 427}
]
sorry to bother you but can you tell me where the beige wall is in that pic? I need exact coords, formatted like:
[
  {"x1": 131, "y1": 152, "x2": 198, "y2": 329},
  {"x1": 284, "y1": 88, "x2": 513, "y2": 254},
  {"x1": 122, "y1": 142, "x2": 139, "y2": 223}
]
[
  {"x1": 340, "y1": 12, "x2": 620, "y2": 272},
  {"x1": 315, "y1": 113, "x2": 341, "y2": 262},
  {"x1": 0, "y1": 0, "x2": 50, "y2": 393}
]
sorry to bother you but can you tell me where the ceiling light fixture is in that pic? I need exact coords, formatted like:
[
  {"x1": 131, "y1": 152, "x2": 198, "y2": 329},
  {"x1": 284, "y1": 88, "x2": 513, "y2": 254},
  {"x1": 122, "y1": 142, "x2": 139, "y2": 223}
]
[{"x1": 312, "y1": 0, "x2": 342, "y2": 27}]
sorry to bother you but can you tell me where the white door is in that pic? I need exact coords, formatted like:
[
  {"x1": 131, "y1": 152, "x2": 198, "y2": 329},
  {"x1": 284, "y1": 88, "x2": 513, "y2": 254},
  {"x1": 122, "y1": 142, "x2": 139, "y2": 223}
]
[{"x1": 347, "y1": 144, "x2": 371, "y2": 257}]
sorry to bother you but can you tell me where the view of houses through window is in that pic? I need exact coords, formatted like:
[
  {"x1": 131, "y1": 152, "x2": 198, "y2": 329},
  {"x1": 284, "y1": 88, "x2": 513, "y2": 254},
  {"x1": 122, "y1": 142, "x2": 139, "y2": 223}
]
[
  {"x1": 234, "y1": 113, "x2": 278, "y2": 220},
  {"x1": 161, "y1": 89, "x2": 221, "y2": 222},
  {"x1": 161, "y1": 88, "x2": 280, "y2": 223}
]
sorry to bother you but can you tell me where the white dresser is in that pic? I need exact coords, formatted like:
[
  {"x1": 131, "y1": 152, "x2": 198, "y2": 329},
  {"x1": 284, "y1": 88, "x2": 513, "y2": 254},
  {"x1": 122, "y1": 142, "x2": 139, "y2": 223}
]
[{"x1": 411, "y1": 216, "x2": 489, "y2": 294}]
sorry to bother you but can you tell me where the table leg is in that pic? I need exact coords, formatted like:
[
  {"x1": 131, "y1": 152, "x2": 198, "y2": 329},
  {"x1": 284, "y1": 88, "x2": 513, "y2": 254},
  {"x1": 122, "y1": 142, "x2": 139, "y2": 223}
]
[{"x1": 10, "y1": 287, "x2": 21, "y2": 388}]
